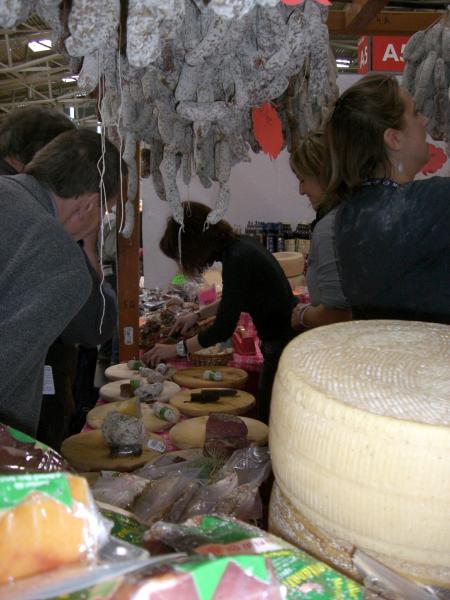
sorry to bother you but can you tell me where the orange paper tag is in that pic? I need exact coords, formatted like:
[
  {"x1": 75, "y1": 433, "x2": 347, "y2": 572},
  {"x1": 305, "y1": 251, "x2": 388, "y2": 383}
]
[
  {"x1": 252, "y1": 102, "x2": 284, "y2": 160},
  {"x1": 421, "y1": 143, "x2": 448, "y2": 175}
]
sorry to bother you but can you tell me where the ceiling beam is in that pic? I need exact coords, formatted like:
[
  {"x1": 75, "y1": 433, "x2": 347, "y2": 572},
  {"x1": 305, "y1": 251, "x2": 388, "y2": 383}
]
[
  {"x1": 345, "y1": 1, "x2": 389, "y2": 34},
  {"x1": 0, "y1": 63, "x2": 50, "y2": 102},
  {"x1": 0, "y1": 95, "x2": 94, "y2": 110},
  {"x1": 0, "y1": 53, "x2": 61, "y2": 73},
  {"x1": 328, "y1": 10, "x2": 442, "y2": 35}
]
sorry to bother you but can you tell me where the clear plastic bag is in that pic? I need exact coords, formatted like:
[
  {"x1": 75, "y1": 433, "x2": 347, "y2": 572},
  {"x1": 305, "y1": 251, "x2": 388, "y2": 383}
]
[
  {"x1": 0, "y1": 471, "x2": 110, "y2": 584},
  {"x1": 0, "y1": 423, "x2": 70, "y2": 474},
  {"x1": 217, "y1": 446, "x2": 271, "y2": 487},
  {"x1": 178, "y1": 472, "x2": 239, "y2": 521},
  {"x1": 91, "y1": 472, "x2": 150, "y2": 510},
  {"x1": 134, "y1": 450, "x2": 212, "y2": 482},
  {"x1": 112, "y1": 554, "x2": 283, "y2": 600},
  {"x1": 144, "y1": 515, "x2": 365, "y2": 599},
  {"x1": 132, "y1": 475, "x2": 198, "y2": 525}
]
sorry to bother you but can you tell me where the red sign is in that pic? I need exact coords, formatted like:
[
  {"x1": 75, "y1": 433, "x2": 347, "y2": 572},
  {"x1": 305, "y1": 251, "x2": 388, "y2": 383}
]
[
  {"x1": 357, "y1": 36, "x2": 370, "y2": 74},
  {"x1": 371, "y1": 36, "x2": 410, "y2": 72}
]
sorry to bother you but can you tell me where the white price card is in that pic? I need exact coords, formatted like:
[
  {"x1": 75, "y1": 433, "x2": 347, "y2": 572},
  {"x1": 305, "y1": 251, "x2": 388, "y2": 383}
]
[{"x1": 42, "y1": 365, "x2": 55, "y2": 395}]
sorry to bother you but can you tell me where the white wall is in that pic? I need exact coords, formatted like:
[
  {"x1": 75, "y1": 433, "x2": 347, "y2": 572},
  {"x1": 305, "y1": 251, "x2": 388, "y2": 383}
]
[
  {"x1": 143, "y1": 73, "x2": 449, "y2": 287},
  {"x1": 142, "y1": 148, "x2": 317, "y2": 288}
]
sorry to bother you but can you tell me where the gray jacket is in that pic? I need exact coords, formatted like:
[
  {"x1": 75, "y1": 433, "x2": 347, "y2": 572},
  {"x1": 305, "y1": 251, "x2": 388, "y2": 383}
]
[{"x1": 0, "y1": 174, "x2": 92, "y2": 435}]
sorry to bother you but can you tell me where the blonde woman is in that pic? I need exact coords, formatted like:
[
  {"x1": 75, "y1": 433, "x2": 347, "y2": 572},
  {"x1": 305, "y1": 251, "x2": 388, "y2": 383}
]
[{"x1": 290, "y1": 132, "x2": 352, "y2": 331}]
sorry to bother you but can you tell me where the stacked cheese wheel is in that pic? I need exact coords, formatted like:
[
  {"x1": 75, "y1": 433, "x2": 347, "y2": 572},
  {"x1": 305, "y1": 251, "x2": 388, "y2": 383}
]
[
  {"x1": 269, "y1": 320, "x2": 450, "y2": 586},
  {"x1": 273, "y1": 251, "x2": 305, "y2": 290}
]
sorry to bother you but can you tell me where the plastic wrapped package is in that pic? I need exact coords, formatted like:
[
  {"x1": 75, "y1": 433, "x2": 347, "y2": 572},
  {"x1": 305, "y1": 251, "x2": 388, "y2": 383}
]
[
  {"x1": 135, "y1": 452, "x2": 219, "y2": 486},
  {"x1": 0, "y1": 423, "x2": 70, "y2": 473},
  {"x1": 144, "y1": 515, "x2": 365, "y2": 599},
  {"x1": 0, "y1": 471, "x2": 110, "y2": 584},
  {"x1": 183, "y1": 446, "x2": 271, "y2": 523},
  {"x1": 132, "y1": 448, "x2": 271, "y2": 524},
  {"x1": 213, "y1": 482, "x2": 263, "y2": 523},
  {"x1": 112, "y1": 554, "x2": 283, "y2": 600},
  {"x1": 132, "y1": 475, "x2": 199, "y2": 525},
  {"x1": 220, "y1": 446, "x2": 271, "y2": 487},
  {"x1": 91, "y1": 472, "x2": 150, "y2": 509},
  {"x1": 177, "y1": 472, "x2": 239, "y2": 521}
]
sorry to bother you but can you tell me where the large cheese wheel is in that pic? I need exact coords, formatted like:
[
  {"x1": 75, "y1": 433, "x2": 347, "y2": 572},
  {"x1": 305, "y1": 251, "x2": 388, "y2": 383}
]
[{"x1": 270, "y1": 320, "x2": 450, "y2": 586}]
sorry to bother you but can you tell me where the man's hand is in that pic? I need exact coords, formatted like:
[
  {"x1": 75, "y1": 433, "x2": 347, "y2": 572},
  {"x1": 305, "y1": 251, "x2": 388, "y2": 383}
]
[
  {"x1": 144, "y1": 343, "x2": 178, "y2": 366},
  {"x1": 65, "y1": 203, "x2": 101, "y2": 242},
  {"x1": 169, "y1": 312, "x2": 199, "y2": 337}
]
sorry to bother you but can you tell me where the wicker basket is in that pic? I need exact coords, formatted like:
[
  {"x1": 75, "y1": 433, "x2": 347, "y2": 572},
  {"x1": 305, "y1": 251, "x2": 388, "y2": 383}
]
[{"x1": 188, "y1": 347, "x2": 233, "y2": 367}]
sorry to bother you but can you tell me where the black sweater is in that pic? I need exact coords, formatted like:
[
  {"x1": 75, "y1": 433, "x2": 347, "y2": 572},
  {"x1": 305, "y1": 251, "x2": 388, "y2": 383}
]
[
  {"x1": 335, "y1": 177, "x2": 450, "y2": 324},
  {"x1": 198, "y1": 236, "x2": 297, "y2": 347}
]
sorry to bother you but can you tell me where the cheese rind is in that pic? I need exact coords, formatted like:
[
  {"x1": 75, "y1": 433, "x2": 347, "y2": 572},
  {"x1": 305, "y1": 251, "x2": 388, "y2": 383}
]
[{"x1": 270, "y1": 320, "x2": 450, "y2": 585}]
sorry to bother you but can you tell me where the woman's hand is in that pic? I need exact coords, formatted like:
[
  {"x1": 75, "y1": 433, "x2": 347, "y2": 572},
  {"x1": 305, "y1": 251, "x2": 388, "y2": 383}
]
[
  {"x1": 291, "y1": 302, "x2": 352, "y2": 331},
  {"x1": 143, "y1": 343, "x2": 178, "y2": 366},
  {"x1": 291, "y1": 303, "x2": 309, "y2": 331},
  {"x1": 169, "y1": 312, "x2": 199, "y2": 336}
]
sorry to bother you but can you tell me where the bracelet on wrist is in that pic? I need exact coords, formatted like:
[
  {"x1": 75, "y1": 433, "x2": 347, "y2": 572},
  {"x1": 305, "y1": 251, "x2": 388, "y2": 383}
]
[
  {"x1": 176, "y1": 339, "x2": 188, "y2": 357},
  {"x1": 299, "y1": 303, "x2": 312, "y2": 329}
]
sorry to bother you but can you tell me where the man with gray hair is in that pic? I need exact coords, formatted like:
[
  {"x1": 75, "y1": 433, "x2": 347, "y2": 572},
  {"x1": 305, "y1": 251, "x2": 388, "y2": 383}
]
[{"x1": 0, "y1": 128, "x2": 126, "y2": 436}]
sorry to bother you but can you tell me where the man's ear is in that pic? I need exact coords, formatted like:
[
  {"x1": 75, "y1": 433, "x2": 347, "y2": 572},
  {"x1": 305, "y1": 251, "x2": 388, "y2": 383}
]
[{"x1": 384, "y1": 127, "x2": 402, "y2": 151}]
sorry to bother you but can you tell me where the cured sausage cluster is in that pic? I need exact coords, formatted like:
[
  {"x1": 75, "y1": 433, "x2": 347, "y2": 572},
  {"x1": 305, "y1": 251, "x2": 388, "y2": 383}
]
[
  {"x1": 403, "y1": 10, "x2": 450, "y2": 150},
  {"x1": 1, "y1": 0, "x2": 337, "y2": 231}
]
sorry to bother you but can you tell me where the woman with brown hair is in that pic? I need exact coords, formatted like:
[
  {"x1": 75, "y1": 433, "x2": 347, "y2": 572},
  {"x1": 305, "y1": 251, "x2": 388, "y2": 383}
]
[
  {"x1": 326, "y1": 73, "x2": 449, "y2": 323},
  {"x1": 144, "y1": 201, "x2": 298, "y2": 423},
  {"x1": 289, "y1": 131, "x2": 352, "y2": 331}
]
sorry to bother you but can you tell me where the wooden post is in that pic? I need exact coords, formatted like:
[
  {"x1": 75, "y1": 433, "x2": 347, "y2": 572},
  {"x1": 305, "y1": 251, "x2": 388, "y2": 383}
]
[{"x1": 116, "y1": 142, "x2": 140, "y2": 361}]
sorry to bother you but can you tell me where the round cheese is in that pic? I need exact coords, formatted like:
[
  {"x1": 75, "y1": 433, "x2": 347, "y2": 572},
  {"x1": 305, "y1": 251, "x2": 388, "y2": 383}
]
[
  {"x1": 269, "y1": 320, "x2": 450, "y2": 586},
  {"x1": 273, "y1": 251, "x2": 304, "y2": 278}
]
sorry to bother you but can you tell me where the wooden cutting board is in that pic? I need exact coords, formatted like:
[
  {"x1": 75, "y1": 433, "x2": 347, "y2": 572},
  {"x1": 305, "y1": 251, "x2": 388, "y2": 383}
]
[
  {"x1": 99, "y1": 380, "x2": 180, "y2": 403},
  {"x1": 105, "y1": 363, "x2": 143, "y2": 381},
  {"x1": 169, "y1": 416, "x2": 268, "y2": 450},
  {"x1": 86, "y1": 399, "x2": 176, "y2": 432},
  {"x1": 61, "y1": 430, "x2": 164, "y2": 472},
  {"x1": 169, "y1": 388, "x2": 255, "y2": 417},
  {"x1": 173, "y1": 366, "x2": 248, "y2": 389}
]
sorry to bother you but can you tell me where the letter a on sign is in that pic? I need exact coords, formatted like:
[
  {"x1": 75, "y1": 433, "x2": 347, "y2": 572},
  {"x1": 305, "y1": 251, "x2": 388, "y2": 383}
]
[
  {"x1": 371, "y1": 36, "x2": 409, "y2": 72},
  {"x1": 382, "y1": 43, "x2": 399, "y2": 63}
]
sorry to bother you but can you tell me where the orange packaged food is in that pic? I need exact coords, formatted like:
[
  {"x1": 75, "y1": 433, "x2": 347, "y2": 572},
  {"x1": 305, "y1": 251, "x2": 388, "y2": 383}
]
[{"x1": 0, "y1": 472, "x2": 107, "y2": 584}]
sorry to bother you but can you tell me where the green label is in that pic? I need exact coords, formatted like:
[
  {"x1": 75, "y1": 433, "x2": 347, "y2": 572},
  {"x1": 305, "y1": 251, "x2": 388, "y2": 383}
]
[
  {"x1": 0, "y1": 473, "x2": 72, "y2": 510},
  {"x1": 178, "y1": 555, "x2": 269, "y2": 600},
  {"x1": 7, "y1": 426, "x2": 38, "y2": 444},
  {"x1": 197, "y1": 515, "x2": 256, "y2": 544},
  {"x1": 194, "y1": 517, "x2": 363, "y2": 600},
  {"x1": 100, "y1": 508, "x2": 148, "y2": 546},
  {"x1": 127, "y1": 360, "x2": 141, "y2": 370},
  {"x1": 171, "y1": 273, "x2": 187, "y2": 285},
  {"x1": 266, "y1": 550, "x2": 363, "y2": 599}
]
